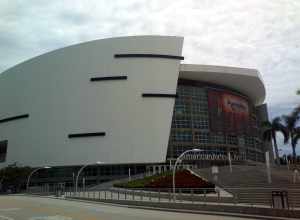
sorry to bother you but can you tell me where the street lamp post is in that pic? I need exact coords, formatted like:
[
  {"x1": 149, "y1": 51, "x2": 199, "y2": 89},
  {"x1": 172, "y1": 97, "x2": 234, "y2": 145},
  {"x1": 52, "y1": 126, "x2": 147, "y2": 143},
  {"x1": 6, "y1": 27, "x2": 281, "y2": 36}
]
[
  {"x1": 227, "y1": 152, "x2": 232, "y2": 173},
  {"x1": 172, "y1": 148, "x2": 202, "y2": 201},
  {"x1": 26, "y1": 166, "x2": 51, "y2": 193},
  {"x1": 75, "y1": 161, "x2": 103, "y2": 194},
  {"x1": 265, "y1": 151, "x2": 272, "y2": 184}
]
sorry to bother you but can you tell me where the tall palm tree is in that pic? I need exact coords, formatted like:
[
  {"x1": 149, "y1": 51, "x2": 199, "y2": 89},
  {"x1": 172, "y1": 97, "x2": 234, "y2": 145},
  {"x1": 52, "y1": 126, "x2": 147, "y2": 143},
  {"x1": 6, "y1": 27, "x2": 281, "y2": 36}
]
[
  {"x1": 282, "y1": 110, "x2": 300, "y2": 159},
  {"x1": 262, "y1": 117, "x2": 289, "y2": 164},
  {"x1": 291, "y1": 127, "x2": 300, "y2": 158}
]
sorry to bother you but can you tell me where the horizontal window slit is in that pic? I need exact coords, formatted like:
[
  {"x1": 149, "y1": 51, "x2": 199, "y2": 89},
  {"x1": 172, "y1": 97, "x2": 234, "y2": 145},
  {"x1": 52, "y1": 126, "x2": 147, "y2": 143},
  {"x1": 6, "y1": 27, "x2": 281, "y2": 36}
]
[
  {"x1": 142, "y1": 93, "x2": 178, "y2": 98},
  {"x1": 0, "y1": 114, "x2": 29, "y2": 124},
  {"x1": 114, "y1": 54, "x2": 184, "y2": 60},
  {"x1": 68, "y1": 132, "x2": 106, "y2": 138},
  {"x1": 90, "y1": 76, "x2": 127, "y2": 81}
]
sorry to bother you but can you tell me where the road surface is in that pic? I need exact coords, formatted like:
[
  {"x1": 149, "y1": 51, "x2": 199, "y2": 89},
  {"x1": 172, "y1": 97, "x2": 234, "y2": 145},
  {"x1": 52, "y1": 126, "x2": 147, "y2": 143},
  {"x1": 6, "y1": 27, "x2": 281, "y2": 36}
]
[{"x1": 0, "y1": 195, "x2": 258, "y2": 220}]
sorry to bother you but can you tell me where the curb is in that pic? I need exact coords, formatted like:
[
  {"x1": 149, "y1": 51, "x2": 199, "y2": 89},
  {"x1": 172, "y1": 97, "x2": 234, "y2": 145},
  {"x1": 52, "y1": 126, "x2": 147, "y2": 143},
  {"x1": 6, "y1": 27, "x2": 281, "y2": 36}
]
[
  {"x1": 64, "y1": 197, "x2": 299, "y2": 220},
  {"x1": 21, "y1": 194, "x2": 298, "y2": 220}
]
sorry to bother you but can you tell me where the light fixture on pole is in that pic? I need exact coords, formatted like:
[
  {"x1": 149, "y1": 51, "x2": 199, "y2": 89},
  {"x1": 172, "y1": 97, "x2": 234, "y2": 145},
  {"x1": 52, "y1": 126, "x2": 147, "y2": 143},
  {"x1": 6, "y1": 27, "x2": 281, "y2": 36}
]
[
  {"x1": 75, "y1": 161, "x2": 103, "y2": 194},
  {"x1": 172, "y1": 148, "x2": 202, "y2": 201},
  {"x1": 26, "y1": 166, "x2": 51, "y2": 192}
]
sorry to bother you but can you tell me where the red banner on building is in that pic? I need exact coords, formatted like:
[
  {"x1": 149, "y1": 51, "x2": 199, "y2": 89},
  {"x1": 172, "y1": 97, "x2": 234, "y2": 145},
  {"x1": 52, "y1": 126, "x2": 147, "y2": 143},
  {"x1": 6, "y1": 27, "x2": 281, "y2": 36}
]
[{"x1": 208, "y1": 90, "x2": 250, "y2": 134}]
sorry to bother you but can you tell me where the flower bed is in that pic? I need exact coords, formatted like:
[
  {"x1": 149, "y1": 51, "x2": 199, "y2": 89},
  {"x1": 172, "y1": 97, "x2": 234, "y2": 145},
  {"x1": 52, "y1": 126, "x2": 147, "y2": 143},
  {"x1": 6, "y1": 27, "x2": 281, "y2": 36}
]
[{"x1": 114, "y1": 169, "x2": 215, "y2": 193}]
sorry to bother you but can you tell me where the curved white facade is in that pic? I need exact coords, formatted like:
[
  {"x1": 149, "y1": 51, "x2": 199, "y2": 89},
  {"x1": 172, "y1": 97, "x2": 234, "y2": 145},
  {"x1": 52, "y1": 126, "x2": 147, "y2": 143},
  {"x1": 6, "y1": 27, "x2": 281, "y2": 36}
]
[
  {"x1": 0, "y1": 36, "x2": 266, "y2": 168},
  {"x1": 180, "y1": 64, "x2": 265, "y2": 105}
]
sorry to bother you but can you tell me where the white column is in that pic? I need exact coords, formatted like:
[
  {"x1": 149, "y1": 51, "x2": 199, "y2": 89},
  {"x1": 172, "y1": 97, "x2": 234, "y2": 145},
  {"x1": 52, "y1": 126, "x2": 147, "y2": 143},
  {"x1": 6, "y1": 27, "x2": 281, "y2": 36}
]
[
  {"x1": 128, "y1": 168, "x2": 131, "y2": 181},
  {"x1": 153, "y1": 166, "x2": 156, "y2": 175},
  {"x1": 265, "y1": 151, "x2": 272, "y2": 184}
]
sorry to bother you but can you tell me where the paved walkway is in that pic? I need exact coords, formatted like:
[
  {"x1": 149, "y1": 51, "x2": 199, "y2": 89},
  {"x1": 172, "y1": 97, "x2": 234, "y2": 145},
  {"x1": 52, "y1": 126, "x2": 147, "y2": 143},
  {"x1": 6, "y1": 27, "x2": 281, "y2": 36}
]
[{"x1": 0, "y1": 195, "x2": 260, "y2": 220}]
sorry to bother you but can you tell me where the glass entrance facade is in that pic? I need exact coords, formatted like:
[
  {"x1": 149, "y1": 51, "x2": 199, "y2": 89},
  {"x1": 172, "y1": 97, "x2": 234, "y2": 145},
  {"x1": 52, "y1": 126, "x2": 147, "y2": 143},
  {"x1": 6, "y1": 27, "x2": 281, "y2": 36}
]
[{"x1": 167, "y1": 79, "x2": 265, "y2": 162}]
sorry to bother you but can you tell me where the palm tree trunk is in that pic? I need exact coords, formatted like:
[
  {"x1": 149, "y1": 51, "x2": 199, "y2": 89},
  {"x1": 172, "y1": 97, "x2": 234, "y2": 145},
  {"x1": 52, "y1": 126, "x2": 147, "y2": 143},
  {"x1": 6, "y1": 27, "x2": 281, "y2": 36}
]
[
  {"x1": 291, "y1": 133, "x2": 296, "y2": 161},
  {"x1": 273, "y1": 136, "x2": 279, "y2": 164},
  {"x1": 292, "y1": 146, "x2": 296, "y2": 159}
]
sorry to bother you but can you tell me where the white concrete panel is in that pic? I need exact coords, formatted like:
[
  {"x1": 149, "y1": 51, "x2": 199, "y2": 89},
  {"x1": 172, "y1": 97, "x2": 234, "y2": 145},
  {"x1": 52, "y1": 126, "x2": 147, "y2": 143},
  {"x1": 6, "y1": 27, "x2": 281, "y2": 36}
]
[
  {"x1": 0, "y1": 36, "x2": 183, "y2": 167},
  {"x1": 179, "y1": 64, "x2": 265, "y2": 105}
]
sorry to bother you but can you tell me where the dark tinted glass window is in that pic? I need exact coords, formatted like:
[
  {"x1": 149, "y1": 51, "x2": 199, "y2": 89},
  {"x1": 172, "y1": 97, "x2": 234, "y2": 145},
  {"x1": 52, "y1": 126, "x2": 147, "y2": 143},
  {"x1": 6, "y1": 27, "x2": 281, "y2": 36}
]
[{"x1": 0, "y1": 140, "x2": 8, "y2": 162}]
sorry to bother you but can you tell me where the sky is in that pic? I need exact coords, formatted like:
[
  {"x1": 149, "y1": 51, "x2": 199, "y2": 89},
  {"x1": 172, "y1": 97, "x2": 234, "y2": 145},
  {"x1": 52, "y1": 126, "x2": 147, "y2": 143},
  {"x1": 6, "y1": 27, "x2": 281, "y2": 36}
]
[{"x1": 1, "y1": 0, "x2": 300, "y2": 154}]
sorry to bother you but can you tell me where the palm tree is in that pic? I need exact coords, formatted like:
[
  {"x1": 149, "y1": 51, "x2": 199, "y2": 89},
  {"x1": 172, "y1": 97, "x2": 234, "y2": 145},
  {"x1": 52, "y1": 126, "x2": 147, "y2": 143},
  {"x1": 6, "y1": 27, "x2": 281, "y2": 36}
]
[
  {"x1": 262, "y1": 117, "x2": 289, "y2": 164},
  {"x1": 282, "y1": 110, "x2": 300, "y2": 159},
  {"x1": 291, "y1": 127, "x2": 300, "y2": 157}
]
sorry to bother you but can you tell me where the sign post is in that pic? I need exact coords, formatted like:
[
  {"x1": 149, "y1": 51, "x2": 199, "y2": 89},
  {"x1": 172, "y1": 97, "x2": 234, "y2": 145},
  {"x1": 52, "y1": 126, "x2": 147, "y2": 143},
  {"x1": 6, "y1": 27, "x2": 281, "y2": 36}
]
[{"x1": 228, "y1": 152, "x2": 233, "y2": 173}]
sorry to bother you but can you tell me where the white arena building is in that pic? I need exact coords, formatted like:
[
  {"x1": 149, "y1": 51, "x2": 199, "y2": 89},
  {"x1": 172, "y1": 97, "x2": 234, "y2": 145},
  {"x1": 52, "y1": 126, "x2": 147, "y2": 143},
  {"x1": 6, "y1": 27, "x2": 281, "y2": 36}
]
[{"x1": 0, "y1": 36, "x2": 271, "y2": 186}]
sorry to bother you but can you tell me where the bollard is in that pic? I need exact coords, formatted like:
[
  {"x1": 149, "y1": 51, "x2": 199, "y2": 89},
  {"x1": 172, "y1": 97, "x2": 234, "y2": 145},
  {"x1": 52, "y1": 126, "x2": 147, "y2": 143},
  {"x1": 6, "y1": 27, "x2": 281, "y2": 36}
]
[
  {"x1": 118, "y1": 190, "x2": 120, "y2": 200},
  {"x1": 169, "y1": 189, "x2": 171, "y2": 202},
  {"x1": 204, "y1": 189, "x2": 207, "y2": 204},
  {"x1": 105, "y1": 191, "x2": 107, "y2": 200},
  {"x1": 179, "y1": 189, "x2": 182, "y2": 202},
  {"x1": 149, "y1": 191, "x2": 151, "y2": 201},
  {"x1": 191, "y1": 189, "x2": 194, "y2": 203},
  {"x1": 111, "y1": 190, "x2": 113, "y2": 200},
  {"x1": 158, "y1": 189, "x2": 160, "y2": 203},
  {"x1": 132, "y1": 190, "x2": 135, "y2": 201}
]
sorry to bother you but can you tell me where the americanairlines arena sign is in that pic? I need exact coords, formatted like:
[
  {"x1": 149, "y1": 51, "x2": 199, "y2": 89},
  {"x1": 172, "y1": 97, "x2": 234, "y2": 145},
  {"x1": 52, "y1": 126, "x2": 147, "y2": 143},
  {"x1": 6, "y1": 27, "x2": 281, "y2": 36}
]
[{"x1": 182, "y1": 153, "x2": 246, "y2": 161}]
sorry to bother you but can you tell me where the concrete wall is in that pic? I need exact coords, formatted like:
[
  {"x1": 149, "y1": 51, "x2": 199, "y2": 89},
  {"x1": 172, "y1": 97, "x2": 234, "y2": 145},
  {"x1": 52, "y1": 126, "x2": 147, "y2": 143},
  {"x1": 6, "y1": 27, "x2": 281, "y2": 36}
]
[
  {"x1": 0, "y1": 36, "x2": 183, "y2": 167},
  {"x1": 0, "y1": 35, "x2": 268, "y2": 168}
]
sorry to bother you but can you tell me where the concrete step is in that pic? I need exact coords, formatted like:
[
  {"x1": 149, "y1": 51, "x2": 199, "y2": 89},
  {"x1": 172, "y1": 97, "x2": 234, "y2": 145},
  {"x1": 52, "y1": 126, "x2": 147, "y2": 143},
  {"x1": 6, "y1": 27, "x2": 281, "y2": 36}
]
[{"x1": 191, "y1": 164, "x2": 300, "y2": 207}]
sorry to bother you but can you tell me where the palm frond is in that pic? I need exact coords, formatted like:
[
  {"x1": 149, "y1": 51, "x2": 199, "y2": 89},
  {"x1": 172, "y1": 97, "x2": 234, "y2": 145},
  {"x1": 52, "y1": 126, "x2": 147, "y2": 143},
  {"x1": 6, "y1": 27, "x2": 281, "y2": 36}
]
[
  {"x1": 272, "y1": 117, "x2": 282, "y2": 125},
  {"x1": 278, "y1": 125, "x2": 289, "y2": 144},
  {"x1": 282, "y1": 114, "x2": 298, "y2": 130},
  {"x1": 291, "y1": 127, "x2": 300, "y2": 149},
  {"x1": 292, "y1": 106, "x2": 300, "y2": 121},
  {"x1": 261, "y1": 121, "x2": 272, "y2": 128},
  {"x1": 271, "y1": 117, "x2": 289, "y2": 143},
  {"x1": 262, "y1": 129, "x2": 272, "y2": 142},
  {"x1": 292, "y1": 132, "x2": 300, "y2": 148}
]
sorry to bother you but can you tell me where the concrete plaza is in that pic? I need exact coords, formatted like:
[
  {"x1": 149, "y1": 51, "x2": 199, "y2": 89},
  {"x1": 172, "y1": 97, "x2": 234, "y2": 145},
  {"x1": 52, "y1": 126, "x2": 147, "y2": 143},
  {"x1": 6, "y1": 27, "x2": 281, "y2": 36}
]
[{"x1": 0, "y1": 195, "x2": 260, "y2": 220}]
